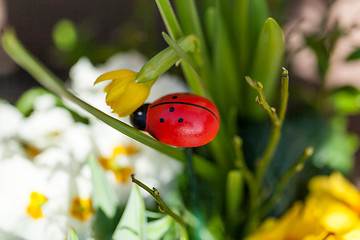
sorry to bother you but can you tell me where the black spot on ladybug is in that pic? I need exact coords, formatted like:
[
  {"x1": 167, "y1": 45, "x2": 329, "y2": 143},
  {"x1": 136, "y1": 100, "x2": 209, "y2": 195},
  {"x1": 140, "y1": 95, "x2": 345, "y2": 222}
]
[
  {"x1": 160, "y1": 118, "x2": 165, "y2": 123},
  {"x1": 172, "y1": 96, "x2": 178, "y2": 99},
  {"x1": 178, "y1": 118, "x2": 183, "y2": 123},
  {"x1": 169, "y1": 107, "x2": 175, "y2": 112}
]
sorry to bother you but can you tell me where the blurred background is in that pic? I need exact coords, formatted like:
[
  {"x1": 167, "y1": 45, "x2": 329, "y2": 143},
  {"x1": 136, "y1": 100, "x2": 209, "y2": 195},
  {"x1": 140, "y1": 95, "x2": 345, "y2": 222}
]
[{"x1": 0, "y1": 0, "x2": 359, "y2": 179}]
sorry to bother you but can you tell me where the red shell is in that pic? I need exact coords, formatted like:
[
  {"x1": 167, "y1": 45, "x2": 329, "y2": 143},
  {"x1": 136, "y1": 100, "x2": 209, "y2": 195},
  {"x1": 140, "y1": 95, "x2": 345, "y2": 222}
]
[{"x1": 145, "y1": 93, "x2": 220, "y2": 147}]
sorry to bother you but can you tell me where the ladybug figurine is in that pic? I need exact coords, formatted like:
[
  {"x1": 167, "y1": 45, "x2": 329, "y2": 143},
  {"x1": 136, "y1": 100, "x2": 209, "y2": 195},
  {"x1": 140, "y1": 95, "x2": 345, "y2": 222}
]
[{"x1": 130, "y1": 93, "x2": 220, "y2": 147}]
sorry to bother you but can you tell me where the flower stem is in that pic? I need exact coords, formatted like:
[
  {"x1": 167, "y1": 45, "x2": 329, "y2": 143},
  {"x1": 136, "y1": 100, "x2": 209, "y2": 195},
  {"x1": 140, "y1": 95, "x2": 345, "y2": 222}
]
[
  {"x1": 260, "y1": 146, "x2": 314, "y2": 218},
  {"x1": 246, "y1": 68, "x2": 289, "y2": 185},
  {"x1": 131, "y1": 175, "x2": 189, "y2": 240}
]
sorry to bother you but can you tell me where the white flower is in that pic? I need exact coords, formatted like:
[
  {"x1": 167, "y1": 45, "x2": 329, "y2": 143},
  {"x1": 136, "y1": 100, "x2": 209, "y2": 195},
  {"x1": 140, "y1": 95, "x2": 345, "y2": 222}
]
[
  {"x1": 0, "y1": 155, "x2": 67, "y2": 240},
  {"x1": 0, "y1": 101, "x2": 24, "y2": 161},
  {"x1": 0, "y1": 155, "x2": 94, "y2": 240},
  {"x1": 18, "y1": 107, "x2": 74, "y2": 150},
  {"x1": 0, "y1": 100, "x2": 23, "y2": 141}
]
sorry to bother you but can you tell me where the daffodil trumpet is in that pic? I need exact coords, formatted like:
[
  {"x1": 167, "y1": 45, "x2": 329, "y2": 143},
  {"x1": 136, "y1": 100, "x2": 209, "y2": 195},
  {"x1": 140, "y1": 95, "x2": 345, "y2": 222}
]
[{"x1": 94, "y1": 69, "x2": 155, "y2": 117}]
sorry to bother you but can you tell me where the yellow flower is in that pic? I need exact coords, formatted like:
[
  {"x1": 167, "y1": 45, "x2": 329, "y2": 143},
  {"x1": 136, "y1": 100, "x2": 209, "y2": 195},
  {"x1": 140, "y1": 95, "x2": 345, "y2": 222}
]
[
  {"x1": 247, "y1": 172, "x2": 360, "y2": 240},
  {"x1": 94, "y1": 69, "x2": 155, "y2": 117}
]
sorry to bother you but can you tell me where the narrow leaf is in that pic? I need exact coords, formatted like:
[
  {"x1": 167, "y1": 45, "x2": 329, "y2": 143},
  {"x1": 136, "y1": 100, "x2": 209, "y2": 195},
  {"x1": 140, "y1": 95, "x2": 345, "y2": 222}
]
[
  {"x1": 88, "y1": 155, "x2": 119, "y2": 218},
  {"x1": 226, "y1": 170, "x2": 243, "y2": 222},
  {"x1": 112, "y1": 185, "x2": 146, "y2": 240},
  {"x1": 155, "y1": 0, "x2": 183, "y2": 40}
]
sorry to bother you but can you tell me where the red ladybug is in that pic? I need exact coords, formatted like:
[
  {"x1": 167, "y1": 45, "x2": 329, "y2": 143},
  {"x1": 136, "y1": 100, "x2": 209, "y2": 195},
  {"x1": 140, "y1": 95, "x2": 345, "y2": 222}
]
[{"x1": 130, "y1": 93, "x2": 220, "y2": 147}]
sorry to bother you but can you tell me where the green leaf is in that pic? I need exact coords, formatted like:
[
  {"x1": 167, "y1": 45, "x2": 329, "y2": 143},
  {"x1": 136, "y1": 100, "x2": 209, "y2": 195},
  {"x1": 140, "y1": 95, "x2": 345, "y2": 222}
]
[
  {"x1": 67, "y1": 228, "x2": 80, "y2": 240},
  {"x1": 333, "y1": 87, "x2": 360, "y2": 115},
  {"x1": 246, "y1": 18, "x2": 285, "y2": 119},
  {"x1": 147, "y1": 216, "x2": 173, "y2": 240},
  {"x1": 155, "y1": 0, "x2": 183, "y2": 40},
  {"x1": 112, "y1": 185, "x2": 146, "y2": 240},
  {"x1": 346, "y1": 49, "x2": 360, "y2": 61},
  {"x1": 88, "y1": 155, "x2": 119, "y2": 218}
]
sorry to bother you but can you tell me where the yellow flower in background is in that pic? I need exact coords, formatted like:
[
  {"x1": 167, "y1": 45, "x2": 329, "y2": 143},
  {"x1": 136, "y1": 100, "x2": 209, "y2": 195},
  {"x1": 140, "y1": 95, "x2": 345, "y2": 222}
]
[
  {"x1": 247, "y1": 172, "x2": 360, "y2": 240},
  {"x1": 94, "y1": 69, "x2": 155, "y2": 117}
]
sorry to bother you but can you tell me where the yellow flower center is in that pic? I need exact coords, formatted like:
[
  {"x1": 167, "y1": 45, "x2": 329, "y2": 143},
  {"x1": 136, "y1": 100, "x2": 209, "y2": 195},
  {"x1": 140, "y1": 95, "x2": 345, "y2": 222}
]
[
  {"x1": 24, "y1": 144, "x2": 42, "y2": 159},
  {"x1": 70, "y1": 197, "x2": 94, "y2": 221},
  {"x1": 26, "y1": 192, "x2": 48, "y2": 219},
  {"x1": 113, "y1": 167, "x2": 134, "y2": 183},
  {"x1": 98, "y1": 144, "x2": 137, "y2": 183}
]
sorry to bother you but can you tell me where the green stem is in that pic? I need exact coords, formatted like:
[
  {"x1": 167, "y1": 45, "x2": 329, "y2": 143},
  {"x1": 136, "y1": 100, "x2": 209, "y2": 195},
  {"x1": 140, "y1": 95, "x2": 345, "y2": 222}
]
[
  {"x1": 245, "y1": 76, "x2": 280, "y2": 125},
  {"x1": 233, "y1": 136, "x2": 259, "y2": 234},
  {"x1": 131, "y1": 175, "x2": 189, "y2": 240},
  {"x1": 1, "y1": 29, "x2": 217, "y2": 183},
  {"x1": 184, "y1": 148, "x2": 203, "y2": 240},
  {"x1": 260, "y1": 147, "x2": 314, "y2": 218}
]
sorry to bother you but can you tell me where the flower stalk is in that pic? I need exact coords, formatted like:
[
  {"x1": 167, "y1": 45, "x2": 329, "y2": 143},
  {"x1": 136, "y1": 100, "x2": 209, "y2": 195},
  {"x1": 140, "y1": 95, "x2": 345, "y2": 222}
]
[{"x1": 131, "y1": 174, "x2": 189, "y2": 240}]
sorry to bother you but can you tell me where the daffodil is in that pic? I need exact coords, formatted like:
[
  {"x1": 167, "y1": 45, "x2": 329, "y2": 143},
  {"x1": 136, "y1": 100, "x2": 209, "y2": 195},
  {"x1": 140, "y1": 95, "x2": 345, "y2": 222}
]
[
  {"x1": 247, "y1": 172, "x2": 360, "y2": 240},
  {"x1": 94, "y1": 69, "x2": 155, "y2": 117}
]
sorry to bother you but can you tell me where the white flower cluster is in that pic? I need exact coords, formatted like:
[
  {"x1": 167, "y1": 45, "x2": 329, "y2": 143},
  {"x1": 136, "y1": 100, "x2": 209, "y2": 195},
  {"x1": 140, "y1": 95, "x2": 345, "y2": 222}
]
[{"x1": 0, "y1": 51, "x2": 187, "y2": 240}]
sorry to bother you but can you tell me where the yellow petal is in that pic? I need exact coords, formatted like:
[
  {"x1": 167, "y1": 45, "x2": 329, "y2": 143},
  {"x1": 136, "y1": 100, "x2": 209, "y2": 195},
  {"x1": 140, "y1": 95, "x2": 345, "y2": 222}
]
[{"x1": 94, "y1": 69, "x2": 137, "y2": 85}]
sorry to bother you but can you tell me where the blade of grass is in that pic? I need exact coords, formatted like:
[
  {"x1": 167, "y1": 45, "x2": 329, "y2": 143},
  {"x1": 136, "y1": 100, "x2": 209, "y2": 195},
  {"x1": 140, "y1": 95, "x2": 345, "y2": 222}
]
[
  {"x1": 155, "y1": 0, "x2": 183, "y2": 40},
  {"x1": 174, "y1": 0, "x2": 212, "y2": 89},
  {"x1": 1, "y1": 29, "x2": 217, "y2": 183}
]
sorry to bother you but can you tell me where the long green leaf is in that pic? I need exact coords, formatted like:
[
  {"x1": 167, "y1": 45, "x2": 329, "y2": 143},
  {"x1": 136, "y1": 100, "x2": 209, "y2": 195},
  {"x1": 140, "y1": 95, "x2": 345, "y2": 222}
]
[
  {"x1": 155, "y1": 0, "x2": 183, "y2": 40},
  {"x1": 246, "y1": 18, "x2": 285, "y2": 119},
  {"x1": 88, "y1": 155, "x2": 119, "y2": 218},
  {"x1": 1, "y1": 29, "x2": 218, "y2": 183},
  {"x1": 113, "y1": 185, "x2": 146, "y2": 240}
]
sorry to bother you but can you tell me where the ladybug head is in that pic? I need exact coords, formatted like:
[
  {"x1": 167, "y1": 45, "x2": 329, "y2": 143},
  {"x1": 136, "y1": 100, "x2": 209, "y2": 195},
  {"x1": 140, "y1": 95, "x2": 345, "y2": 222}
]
[{"x1": 130, "y1": 104, "x2": 149, "y2": 131}]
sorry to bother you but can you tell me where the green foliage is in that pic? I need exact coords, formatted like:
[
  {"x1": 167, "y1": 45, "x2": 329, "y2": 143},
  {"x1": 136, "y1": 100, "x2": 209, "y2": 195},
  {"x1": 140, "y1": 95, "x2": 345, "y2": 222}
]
[
  {"x1": 313, "y1": 117, "x2": 359, "y2": 174},
  {"x1": 2, "y1": 0, "x2": 360, "y2": 239},
  {"x1": 88, "y1": 155, "x2": 119, "y2": 218},
  {"x1": 112, "y1": 186, "x2": 146, "y2": 240}
]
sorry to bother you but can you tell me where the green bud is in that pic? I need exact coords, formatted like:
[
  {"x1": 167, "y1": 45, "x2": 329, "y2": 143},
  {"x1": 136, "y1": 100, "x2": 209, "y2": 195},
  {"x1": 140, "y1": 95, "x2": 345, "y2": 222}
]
[
  {"x1": 226, "y1": 170, "x2": 243, "y2": 223},
  {"x1": 135, "y1": 35, "x2": 199, "y2": 83}
]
